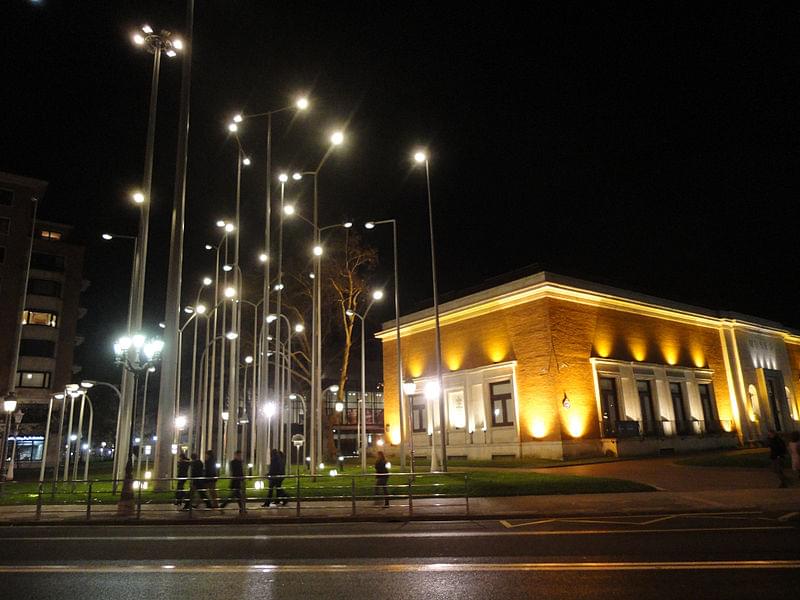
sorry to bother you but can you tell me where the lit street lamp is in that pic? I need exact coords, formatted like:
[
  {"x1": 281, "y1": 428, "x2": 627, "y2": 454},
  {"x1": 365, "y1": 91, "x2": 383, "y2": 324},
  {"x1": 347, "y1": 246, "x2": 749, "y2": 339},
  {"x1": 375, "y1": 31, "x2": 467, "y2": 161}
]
[
  {"x1": 126, "y1": 23, "x2": 182, "y2": 491},
  {"x1": 113, "y1": 333, "x2": 164, "y2": 514},
  {"x1": 364, "y1": 218, "x2": 406, "y2": 470},
  {"x1": 346, "y1": 289, "x2": 384, "y2": 472},
  {"x1": 413, "y1": 150, "x2": 447, "y2": 472},
  {"x1": 0, "y1": 399, "x2": 18, "y2": 483}
]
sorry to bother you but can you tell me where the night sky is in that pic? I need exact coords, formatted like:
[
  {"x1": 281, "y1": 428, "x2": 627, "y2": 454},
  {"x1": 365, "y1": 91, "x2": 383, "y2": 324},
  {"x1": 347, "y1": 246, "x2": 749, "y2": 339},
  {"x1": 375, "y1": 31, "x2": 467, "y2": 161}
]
[{"x1": 3, "y1": 2, "x2": 800, "y2": 393}]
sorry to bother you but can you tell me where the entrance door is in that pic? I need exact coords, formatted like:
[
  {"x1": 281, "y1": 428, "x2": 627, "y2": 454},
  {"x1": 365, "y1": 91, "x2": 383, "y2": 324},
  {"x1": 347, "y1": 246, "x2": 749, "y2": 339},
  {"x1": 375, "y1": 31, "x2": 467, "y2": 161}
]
[
  {"x1": 764, "y1": 372, "x2": 787, "y2": 432},
  {"x1": 598, "y1": 377, "x2": 621, "y2": 437},
  {"x1": 637, "y1": 380, "x2": 657, "y2": 436}
]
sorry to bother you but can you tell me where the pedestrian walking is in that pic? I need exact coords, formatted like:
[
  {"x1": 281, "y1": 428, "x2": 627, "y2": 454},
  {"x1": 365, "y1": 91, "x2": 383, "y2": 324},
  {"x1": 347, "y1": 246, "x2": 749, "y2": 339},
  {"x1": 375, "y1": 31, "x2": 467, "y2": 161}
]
[
  {"x1": 788, "y1": 431, "x2": 800, "y2": 480},
  {"x1": 262, "y1": 448, "x2": 288, "y2": 507},
  {"x1": 220, "y1": 450, "x2": 245, "y2": 511},
  {"x1": 205, "y1": 450, "x2": 219, "y2": 508},
  {"x1": 174, "y1": 452, "x2": 190, "y2": 507},
  {"x1": 374, "y1": 451, "x2": 390, "y2": 507},
  {"x1": 184, "y1": 453, "x2": 211, "y2": 509},
  {"x1": 767, "y1": 430, "x2": 788, "y2": 488}
]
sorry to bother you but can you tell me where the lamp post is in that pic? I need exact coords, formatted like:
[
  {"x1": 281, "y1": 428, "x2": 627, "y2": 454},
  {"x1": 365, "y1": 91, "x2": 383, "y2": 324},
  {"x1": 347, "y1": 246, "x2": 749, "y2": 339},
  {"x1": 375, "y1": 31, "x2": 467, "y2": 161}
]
[
  {"x1": 227, "y1": 97, "x2": 309, "y2": 440},
  {"x1": 113, "y1": 334, "x2": 164, "y2": 514},
  {"x1": 0, "y1": 399, "x2": 18, "y2": 482},
  {"x1": 79, "y1": 381, "x2": 122, "y2": 491},
  {"x1": 413, "y1": 150, "x2": 447, "y2": 472},
  {"x1": 346, "y1": 289, "x2": 384, "y2": 472},
  {"x1": 128, "y1": 23, "x2": 182, "y2": 491},
  {"x1": 364, "y1": 219, "x2": 406, "y2": 470},
  {"x1": 298, "y1": 128, "x2": 345, "y2": 475}
]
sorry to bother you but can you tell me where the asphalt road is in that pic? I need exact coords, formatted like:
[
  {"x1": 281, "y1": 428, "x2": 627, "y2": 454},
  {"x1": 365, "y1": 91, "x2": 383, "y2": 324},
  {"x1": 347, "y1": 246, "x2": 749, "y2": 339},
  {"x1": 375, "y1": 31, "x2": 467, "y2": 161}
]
[{"x1": 1, "y1": 512, "x2": 798, "y2": 599}]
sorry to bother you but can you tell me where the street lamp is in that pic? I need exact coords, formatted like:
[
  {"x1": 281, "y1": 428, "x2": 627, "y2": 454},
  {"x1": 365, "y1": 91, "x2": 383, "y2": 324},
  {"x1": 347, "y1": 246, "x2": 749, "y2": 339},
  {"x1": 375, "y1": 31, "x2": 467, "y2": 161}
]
[
  {"x1": 413, "y1": 149, "x2": 447, "y2": 472},
  {"x1": 127, "y1": 23, "x2": 182, "y2": 492},
  {"x1": 364, "y1": 218, "x2": 406, "y2": 469},
  {"x1": 346, "y1": 289, "x2": 384, "y2": 472},
  {"x1": 0, "y1": 399, "x2": 18, "y2": 482},
  {"x1": 113, "y1": 333, "x2": 164, "y2": 514},
  {"x1": 227, "y1": 97, "x2": 310, "y2": 468}
]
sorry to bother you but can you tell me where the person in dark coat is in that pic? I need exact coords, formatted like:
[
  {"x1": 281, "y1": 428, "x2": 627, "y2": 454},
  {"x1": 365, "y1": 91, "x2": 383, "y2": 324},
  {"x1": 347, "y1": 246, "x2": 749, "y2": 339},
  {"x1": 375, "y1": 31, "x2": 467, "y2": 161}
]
[
  {"x1": 184, "y1": 453, "x2": 211, "y2": 509},
  {"x1": 767, "y1": 430, "x2": 788, "y2": 488},
  {"x1": 205, "y1": 450, "x2": 219, "y2": 508},
  {"x1": 174, "y1": 452, "x2": 190, "y2": 507},
  {"x1": 220, "y1": 450, "x2": 245, "y2": 511},
  {"x1": 374, "y1": 451, "x2": 390, "y2": 507},
  {"x1": 262, "y1": 448, "x2": 288, "y2": 507}
]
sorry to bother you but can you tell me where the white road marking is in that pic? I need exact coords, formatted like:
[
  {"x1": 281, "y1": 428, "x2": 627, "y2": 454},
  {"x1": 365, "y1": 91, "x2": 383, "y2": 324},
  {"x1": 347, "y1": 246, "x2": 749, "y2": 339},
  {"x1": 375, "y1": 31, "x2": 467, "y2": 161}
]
[
  {"x1": 0, "y1": 525, "x2": 791, "y2": 543},
  {"x1": 0, "y1": 560, "x2": 798, "y2": 573}
]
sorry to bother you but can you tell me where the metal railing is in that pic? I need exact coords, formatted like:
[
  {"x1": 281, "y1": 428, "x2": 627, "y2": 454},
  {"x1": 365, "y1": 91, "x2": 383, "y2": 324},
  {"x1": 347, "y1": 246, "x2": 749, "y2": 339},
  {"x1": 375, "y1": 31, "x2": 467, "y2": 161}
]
[
  {"x1": 600, "y1": 419, "x2": 735, "y2": 439},
  {"x1": 0, "y1": 471, "x2": 471, "y2": 521}
]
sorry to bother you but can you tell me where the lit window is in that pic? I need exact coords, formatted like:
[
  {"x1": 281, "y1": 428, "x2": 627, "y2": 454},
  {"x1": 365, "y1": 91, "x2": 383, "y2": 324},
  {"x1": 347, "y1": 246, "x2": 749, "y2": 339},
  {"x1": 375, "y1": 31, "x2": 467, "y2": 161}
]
[
  {"x1": 490, "y1": 381, "x2": 514, "y2": 427},
  {"x1": 22, "y1": 310, "x2": 58, "y2": 327},
  {"x1": 39, "y1": 230, "x2": 62, "y2": 241},
  {"x1": 16, "y1": 371, "x2": 51, "y2": 388}
]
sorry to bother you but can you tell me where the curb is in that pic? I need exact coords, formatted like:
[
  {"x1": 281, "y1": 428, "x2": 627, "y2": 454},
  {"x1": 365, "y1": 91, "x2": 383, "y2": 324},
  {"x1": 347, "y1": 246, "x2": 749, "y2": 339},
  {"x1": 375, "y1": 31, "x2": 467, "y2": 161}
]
[{"x1": 2, "y1": 503, "x2": 798, "y2": 527}]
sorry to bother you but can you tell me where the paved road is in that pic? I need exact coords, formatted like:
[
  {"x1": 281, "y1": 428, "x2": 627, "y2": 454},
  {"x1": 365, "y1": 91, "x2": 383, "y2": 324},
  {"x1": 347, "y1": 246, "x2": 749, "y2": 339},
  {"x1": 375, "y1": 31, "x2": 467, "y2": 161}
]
[
  {"x1": 0, "y1": 511, "x2": 798, "y2": 599},
  {"x1": 535, "y1": 456, "x2": 782, "y2": 491}
]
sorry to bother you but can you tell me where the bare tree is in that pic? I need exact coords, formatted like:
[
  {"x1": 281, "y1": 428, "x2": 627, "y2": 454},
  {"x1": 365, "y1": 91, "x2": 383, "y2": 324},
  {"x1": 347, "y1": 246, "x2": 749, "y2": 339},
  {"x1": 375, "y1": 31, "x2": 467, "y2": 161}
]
[{"x1": 282, "y1": 231, "x2": 378, "y2": 459}]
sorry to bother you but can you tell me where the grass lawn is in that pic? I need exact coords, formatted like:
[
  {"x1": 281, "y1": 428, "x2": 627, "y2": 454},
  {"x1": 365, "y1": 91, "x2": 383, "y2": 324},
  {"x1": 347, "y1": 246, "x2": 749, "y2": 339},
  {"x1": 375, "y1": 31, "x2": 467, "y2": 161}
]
[
  {"x1": 675, "y1": 448, "x2": 775, "y2": 468},
  {"x1": 0, "y1": 469, "x2": 653, "y2": 507}
]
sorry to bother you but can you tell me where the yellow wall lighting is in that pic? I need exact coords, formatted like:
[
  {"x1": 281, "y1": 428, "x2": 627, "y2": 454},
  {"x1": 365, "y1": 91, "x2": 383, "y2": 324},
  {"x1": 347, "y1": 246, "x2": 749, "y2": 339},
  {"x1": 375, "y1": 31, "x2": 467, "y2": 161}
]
[
  {"x1": 530, "y1": 418, "x2": 548, "y2": 439},
  {"x1": 566, "y1": 413, "x2": 586, "y2": 438}
]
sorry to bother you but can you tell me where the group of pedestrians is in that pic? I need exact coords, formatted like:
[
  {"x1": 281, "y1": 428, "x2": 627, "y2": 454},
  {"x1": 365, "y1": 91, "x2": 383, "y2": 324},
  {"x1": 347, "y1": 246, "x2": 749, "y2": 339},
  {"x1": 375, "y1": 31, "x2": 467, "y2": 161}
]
[{"x1": 174, "y1": 448, "x2": 289, "y2": 511}]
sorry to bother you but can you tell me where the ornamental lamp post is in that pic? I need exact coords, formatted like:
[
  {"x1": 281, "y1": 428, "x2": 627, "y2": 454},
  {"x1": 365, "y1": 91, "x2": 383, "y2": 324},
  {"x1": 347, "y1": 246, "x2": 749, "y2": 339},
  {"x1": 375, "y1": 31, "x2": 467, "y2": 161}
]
[{"x1": 113, "y1": 334, "x2": 164, "y2": 515}]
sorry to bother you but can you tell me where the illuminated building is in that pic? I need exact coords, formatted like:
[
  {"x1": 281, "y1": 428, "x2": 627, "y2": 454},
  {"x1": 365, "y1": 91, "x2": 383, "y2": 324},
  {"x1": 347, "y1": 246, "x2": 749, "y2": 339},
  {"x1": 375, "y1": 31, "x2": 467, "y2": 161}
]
[{"x1": 377, "y1": 271, "x2": 800, "y2": 460}]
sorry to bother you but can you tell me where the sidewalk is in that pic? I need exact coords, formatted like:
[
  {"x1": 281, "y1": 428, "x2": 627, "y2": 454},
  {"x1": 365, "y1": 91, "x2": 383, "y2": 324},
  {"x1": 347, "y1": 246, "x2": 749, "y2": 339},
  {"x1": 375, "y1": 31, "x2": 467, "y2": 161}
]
[{"x1": 0, "y1": 486, "x2": 796, "y2": 526}]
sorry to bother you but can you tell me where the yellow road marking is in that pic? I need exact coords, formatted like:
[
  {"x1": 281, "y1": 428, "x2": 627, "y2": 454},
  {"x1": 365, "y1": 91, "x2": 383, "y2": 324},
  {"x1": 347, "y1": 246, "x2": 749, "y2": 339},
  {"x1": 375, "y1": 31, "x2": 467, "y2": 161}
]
[
  {"x1": 500, "y1": 519, "x2": 556, "y2": 528},
  {"x1": 0, "y1": 560, "x2": 798, "y2": 573}
]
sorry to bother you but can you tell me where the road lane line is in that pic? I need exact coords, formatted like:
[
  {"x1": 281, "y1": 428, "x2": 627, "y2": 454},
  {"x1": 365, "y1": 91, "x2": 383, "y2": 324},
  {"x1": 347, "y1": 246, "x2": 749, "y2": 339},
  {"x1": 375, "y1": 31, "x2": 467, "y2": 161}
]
[
  {"x1": 778, "y1": 512, "x2": 798, "y2": 522},
  {"x1": 0, "y1": 525, "x2": 792, "y2": 543},
  {"x1": 500, "y1": 519, "x2": 556, "y2": 528},
  {"x1": 0, "y1": 560, "x2": 799, "y2": 573}
]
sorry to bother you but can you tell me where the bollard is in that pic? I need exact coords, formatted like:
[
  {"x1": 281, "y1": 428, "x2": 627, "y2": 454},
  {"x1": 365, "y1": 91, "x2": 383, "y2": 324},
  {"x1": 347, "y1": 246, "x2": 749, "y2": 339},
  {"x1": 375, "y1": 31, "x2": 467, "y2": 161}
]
[
  {"x1": 36, "y1": 482, "x2": 43, "y2": 520},
  {"x1": 136, "y1": 481, "x2": 142, "y2": 519},
  {"x1": 295, "y1": 474, "x2": 301, "y2": 517},
  {"x1": 351, "y1": 476, "x2": 356, "y2": 516},
  {"x1": 408, "y1": 475, "x2": 414, "y2": 517},
  {"x1": 240, "y1": 478, "x2": 247, "y2": 514},
  {"x1": 86, "y1": 482, "x2": 93, "y2": 520},
  {"x1": 464, "y1": 473, "x2": 470, "y2": 517}
]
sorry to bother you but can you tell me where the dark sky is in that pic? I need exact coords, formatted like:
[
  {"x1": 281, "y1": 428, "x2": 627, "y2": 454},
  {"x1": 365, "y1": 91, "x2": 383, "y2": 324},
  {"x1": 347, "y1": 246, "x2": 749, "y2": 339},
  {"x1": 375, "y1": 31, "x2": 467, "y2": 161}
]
[{"x1": 3, "y1": 2, "x2": 800, "y2": 388}]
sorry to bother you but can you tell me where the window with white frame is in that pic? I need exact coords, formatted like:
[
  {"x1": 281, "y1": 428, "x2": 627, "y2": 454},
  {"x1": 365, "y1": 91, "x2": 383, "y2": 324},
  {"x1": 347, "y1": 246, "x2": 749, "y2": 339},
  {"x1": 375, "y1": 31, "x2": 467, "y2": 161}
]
[
  {"x1": 411, "y1": 396, "x2": 427, "y2": 433},
  {"x1": 447, "y1": 389, "x2": 466, "y2": 429},
  {"x1": 490, "y1": 381, "x2": 514, "y2": 427}
]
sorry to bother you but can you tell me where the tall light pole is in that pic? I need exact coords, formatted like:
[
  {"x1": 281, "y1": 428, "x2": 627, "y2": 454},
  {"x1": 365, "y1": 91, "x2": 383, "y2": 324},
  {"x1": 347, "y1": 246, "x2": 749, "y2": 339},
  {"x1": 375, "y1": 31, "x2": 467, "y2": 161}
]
[
  {"x1": 414, "y1": 150, "x2": 447, "y2": 472},
  {"x1": 296, "y1": 131, "x2": 345, "y2": 474},
  {"x1": 346, "y1": 289, "x2": 384, "y2": 472},
  {"x1": 228, "y1": 97, "x2": 309, "y2": 451},
  {"x1": 130, "y1": 22, "x2": 183, "y2": 491},
  {"x1": 365, "y1": 219, "x2": 406, "y2": 470}
]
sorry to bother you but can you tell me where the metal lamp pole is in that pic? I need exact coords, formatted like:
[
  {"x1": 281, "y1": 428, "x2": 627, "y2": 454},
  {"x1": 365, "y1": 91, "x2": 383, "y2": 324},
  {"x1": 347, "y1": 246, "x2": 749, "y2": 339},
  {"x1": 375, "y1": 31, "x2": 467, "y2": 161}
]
[
  {"x1": 347, "y1": 290, "x2": 384, "y2": 473},
  {"x1": 414, "y1": 152, "x2": 447, "y2": 472},
  {"x1": 365, "y1": 219, "x2": 406, "y2": 470},
  {"x1": 128, "y1": 23, "x2": 182, "y2": 488},
  {"x1": 154, "y1": 0, "x2": 193, "y2": 491}
]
